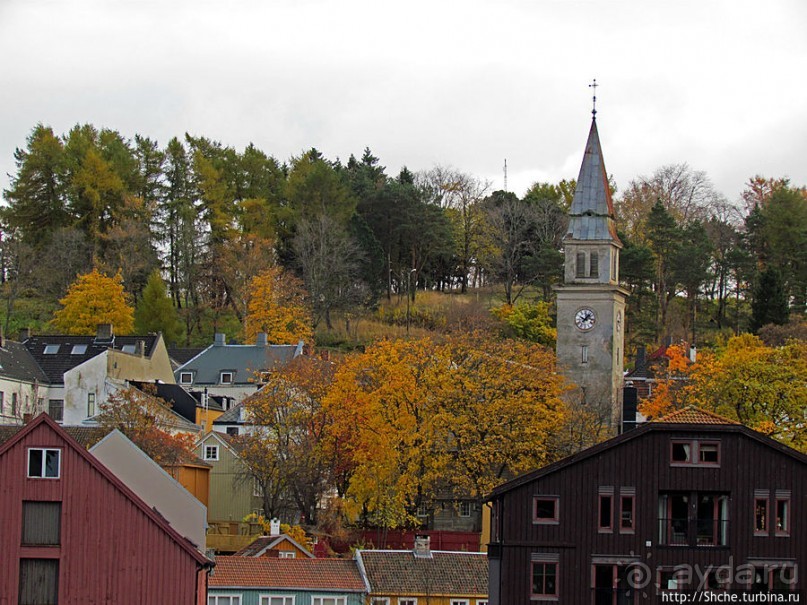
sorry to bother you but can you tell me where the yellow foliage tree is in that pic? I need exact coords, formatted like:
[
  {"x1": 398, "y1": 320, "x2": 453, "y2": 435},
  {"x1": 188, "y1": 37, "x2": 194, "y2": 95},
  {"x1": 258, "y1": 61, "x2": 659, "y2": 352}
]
[
  {"x1": 243, "y1": 266, "x2": 313, "y2": 344},
  {"x1": 323, "y1": 332, "x2": 570, "y2": 528},
  {"x1": 638, "y1": 343, "x2": 691, "y2": 420},
  {"x1": 683, "y1": 335, "x2": 807, "y2": 450},
  {"x1": 51, "y1": 269, "x2": 134, "y2": 335}
]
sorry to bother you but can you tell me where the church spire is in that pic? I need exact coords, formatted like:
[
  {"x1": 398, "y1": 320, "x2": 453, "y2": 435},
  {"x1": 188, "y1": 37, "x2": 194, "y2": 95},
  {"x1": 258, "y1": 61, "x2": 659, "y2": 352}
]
[{"x1": 565, "y1": 115, "x2": 621, "y2": 244}]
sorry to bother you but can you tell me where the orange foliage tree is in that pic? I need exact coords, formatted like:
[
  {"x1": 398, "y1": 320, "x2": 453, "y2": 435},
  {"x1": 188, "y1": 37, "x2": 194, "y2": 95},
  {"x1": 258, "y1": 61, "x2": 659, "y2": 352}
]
[
  {"x1": 243, "y1": 266, "x2": 313, "y2": 344},
  {"x1": 51, "y1": 268, "x2": 134, "y2": 335},
  {"x1": 638, "y1": 343, "x2": 692, "y2": 420}
]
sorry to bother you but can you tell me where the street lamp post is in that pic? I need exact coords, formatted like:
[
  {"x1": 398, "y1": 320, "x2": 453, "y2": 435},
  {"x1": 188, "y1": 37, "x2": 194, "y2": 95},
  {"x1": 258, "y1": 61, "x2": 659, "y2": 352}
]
[{"x1": 406, "y1": 268, "x2": 416, "y2": 335}]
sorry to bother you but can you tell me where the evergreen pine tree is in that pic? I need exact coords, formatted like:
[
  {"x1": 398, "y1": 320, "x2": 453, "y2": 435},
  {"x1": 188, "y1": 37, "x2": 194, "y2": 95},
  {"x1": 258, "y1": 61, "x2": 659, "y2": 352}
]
[
  {"x1": 750, "y1": 267, "x2": 789, "y2": 333},
  {"x1": 134, "y1": 270, "x2": 182, "y2": 344}
]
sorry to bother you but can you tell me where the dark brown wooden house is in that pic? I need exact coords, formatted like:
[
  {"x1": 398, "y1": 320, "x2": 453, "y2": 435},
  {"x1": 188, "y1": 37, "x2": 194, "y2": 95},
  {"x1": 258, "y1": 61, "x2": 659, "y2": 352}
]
[
  {"x1": 0, "y1": 413, "x2": 213, "y2": 604},
  {"x1": 486, "y1": 408, "x2": 806, "y2": 603}
]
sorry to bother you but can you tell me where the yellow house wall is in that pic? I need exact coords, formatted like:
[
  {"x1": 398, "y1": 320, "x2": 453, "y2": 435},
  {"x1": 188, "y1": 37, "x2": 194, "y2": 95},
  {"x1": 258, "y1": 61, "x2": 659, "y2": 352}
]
[
  {"x1": 196, "y1": 407, "x2": 224, "y2": 432},
  {"x1": 106, "y1": 336, "x2": 176, "y2": 383}
]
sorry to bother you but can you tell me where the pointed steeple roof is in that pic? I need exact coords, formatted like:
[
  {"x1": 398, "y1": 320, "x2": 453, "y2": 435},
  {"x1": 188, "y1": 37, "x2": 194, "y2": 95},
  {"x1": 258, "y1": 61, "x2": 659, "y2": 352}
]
[{"x1": 566, "y1": 118, "x2": 621, "y2": 243}]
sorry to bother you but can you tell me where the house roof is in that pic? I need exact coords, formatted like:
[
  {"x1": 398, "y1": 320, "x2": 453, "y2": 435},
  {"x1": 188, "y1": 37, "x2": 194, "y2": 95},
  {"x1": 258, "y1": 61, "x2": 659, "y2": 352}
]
[
  {"x1": 209, "y1": 556, "x2": 365, "y2": 592},
  {"x1": 175, "y1": 336, "x2": 303, "y2": 386},
  {"x1": 0, "y1": 413, "x2": 210, "y2": 566},
  {"x1": 357, "y1": 550, "x2": 488, "y2": 596},
  {"x1": 199, "y1": 430, "x2": 247, "y2": 456},
  {"x1": 654, "y1": 406, "x2": 740, "y2": 425},
  {"x1": 487, "y1": 412, "x2": 807, "y2": 500},
  {"x1": 565, "y1": 117, "x2": 621, "y2": 244},
  {"x1": 212, "y1": 402, "x2": 246, "y2": 425},
  {"x1": 129, "y1": 381, "x2": 223, "y2": 424},
  {"x1": 168, "y1": 347, "x2": 206, "y2": 367},
  {"x1": 0, "y1": 423, "x2": 108, "y2": 447},
  {"x1": 24, "y1": 333, "x2": 161, "y2": 384},
  {"x1": 0, "y1": 339, "x2": 49, "y2": 383},
  {"x1": 234, "y1": 534, "x2": 315, "y2": 558}
]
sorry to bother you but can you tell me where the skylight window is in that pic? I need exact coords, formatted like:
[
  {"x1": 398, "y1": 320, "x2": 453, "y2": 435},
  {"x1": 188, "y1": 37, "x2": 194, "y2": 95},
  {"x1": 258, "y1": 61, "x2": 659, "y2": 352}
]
[
  {"x1": 121, "y1": 344, "x2": 136, "y2": 354},
  {"x1": 71, "y1": 344, "x2": 87, "y2": 355},
  {"x1": 44, "y1": 345, "x2": 60, "y2": 355}
]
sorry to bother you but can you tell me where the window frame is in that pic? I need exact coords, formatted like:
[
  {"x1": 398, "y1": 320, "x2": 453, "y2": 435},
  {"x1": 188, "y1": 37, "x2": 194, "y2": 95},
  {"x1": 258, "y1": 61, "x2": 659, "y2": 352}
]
[
  {"x1": 311, "y1": 597, "x2": 347, "y2": 605},
  {"x1": 598, "y1": 493, "x2": 613, "y2": 533},
  {"x1": 259, "y1": 596, "x2": 295, "y2": 605},
  {"x1": 27, "y1": 448, "x2": 61, "y2": 479},
  {"x1": 208, "y1": 595, "x2": 243, "y2": 605},
  {"x1": 531, "y1": 561, "x2": 558, "y2": 599},
  {"x1": 670, "y1": 439, "x2": 720, "y2": 467},
  {"x1": 204, "y1": 445, "x2": 220, "y2": 461},
  {"x1": 43, "y1": 344, "x2": 60, "y2": 355},
  {"x1": 220, "y1": 371, "x2": 235, "y2": 385},
  {"x1": 775, "y1": 496, "x2": 790, "y2": 536},
  {"x1": 533, "y1": 496, "x2": 559, "y2": 525},
  {"x1": 278, "y1": 551, "x2": 296, "y2": 559},
  {"x1": 619, "y1": 494, "x2": 635, "y2": 533},
  {"x1": 370, "y1": 599, "x2": 390, "y2": 605},
  {"x1": 459, "y1": 501, "x2": 472, "y2": 518},
  {"x1": 47, "y1": 399, "x2": 64, "y2": 423},
  {"x1": 87, "y1": 392, "x2": 96, "y2": 417},
  {"x1": 589, "y1": 251, "x2": 599, "y2": 278},
  {"x1": 179, "y1": 371, "x2": 194, "y2": 385},
  {"x1": 398, "y1": 599, "x2": 418, "y2": 605},
  {"x1": 754, "y1": 496, "x2": 769, "y2": 536}
]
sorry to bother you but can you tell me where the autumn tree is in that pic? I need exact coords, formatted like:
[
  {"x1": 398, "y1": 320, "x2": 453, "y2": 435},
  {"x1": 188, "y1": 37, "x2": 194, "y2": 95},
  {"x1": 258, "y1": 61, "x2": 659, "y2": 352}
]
[
  {"x1": 51, "y1": 268, "x2": 134, "y2": 335},
  {"x1": 637, "y1": 344, "x2": 692, "y2": 420},
  {"x1": 491, "y1": 301, "x2": 556, "y2": 348},
  {"x1": 134, "y1": 270, "x2": 182, "y2": 344},
  {"x1": 240, "y1": 356, "x2": 337, "y2": 524},
  {"x1": 683, "y1": 335, "x2": 807, "y2": 450},
  {"x1": 244, "y1": 266, "x2": 313, "y2": 344},
  {"x1": 96, "y1": 386, "x2": 197, "y2": 466}
]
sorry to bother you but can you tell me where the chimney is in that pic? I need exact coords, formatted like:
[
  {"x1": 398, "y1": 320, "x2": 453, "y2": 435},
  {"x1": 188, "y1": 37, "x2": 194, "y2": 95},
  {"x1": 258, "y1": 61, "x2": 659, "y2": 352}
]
[
  {"x1": 256, "y1": 332, "x2": 267, "y2": 347},
  {"x1": 413, "y1": 534, "x2": 432, "y2": 559},
  {"x1": 635, "y1": 346, "x2": 646, "y2": 370},
  {"x1": 689, "y1": 346, "x2": 697, "y2": 363},
  {"x1": 269, "y1": 518, "x2": 281, "y2": 537},
  {"x1": 214, "y1": 333, "x2": 226, "y2": 346},
  {"x1": 622, "y1": 386, "x2": 638, "y2": 434},
  {"x1": 19, "y1": 328, "x2": 31, "y2": 341},
  {"x1": 95, "y1": 323, "x2": 114, "y2": 342},
  {"x1": 135, "y1": 340, "x2": 145, "y2": 357}
]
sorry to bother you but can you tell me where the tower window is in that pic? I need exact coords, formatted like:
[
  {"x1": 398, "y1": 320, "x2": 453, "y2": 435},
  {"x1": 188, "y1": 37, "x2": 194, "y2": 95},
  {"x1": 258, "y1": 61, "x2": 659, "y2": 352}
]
[
  {"x1": 576, "y1": 252, "x2": 586, "y2": 277},
  {"x1": 590, "y1": 252, "x2": 599, "y2": 277},
  {"x1": 581, "y1": 346, "x2": 589, "y2": 364}
]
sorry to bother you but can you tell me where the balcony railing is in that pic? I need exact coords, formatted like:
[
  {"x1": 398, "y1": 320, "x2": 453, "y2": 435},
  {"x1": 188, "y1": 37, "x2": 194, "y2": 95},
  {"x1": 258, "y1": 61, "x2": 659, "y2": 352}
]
[{"x1": 658, "y1": 517, "x2": 729, "y2": 546}]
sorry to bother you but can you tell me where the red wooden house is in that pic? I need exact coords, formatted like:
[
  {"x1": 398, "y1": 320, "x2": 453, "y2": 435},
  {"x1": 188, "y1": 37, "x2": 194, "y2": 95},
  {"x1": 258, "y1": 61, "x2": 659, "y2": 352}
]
[
  {"x1": 486, "y1": 408, "x2": 807, "y2": 603},
  {"x1": 0, "y1": 414, "x2": 212, "y2": 604}
]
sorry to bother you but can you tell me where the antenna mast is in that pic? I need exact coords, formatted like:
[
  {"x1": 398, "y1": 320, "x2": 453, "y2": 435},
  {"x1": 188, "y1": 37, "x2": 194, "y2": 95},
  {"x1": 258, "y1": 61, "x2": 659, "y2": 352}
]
[{"x1": 503, "y1": 159, "x2": 508, "y2": 192}]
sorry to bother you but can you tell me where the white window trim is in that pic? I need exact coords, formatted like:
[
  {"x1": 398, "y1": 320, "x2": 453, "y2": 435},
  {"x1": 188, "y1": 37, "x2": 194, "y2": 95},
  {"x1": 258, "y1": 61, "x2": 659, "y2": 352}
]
[
  {"x1": 311, "y1": 597, "x2": 348, "y2": 605},
  {"x1": 27, "y1": 448, "x2": 61, "y2": 479},
  {"x1": 278, "y1": 551, "x2": 296, "y2": 559},
  {"x1": 204, "y1": 445, "x2": 219, "y2": 461},
  {"x1": 476, "y1": 601, "x2": 489, "y2": 605},
  {"x1": 451, "y1": 601, "x2": 470, "y2": 605},
  {"x1": 371, "y1": 599, "x2": 391, "y2": 605},
  {"x1": 208, "y1": 595, "x2": 242, "y2": 605},
  {"x1": 398, "y1": 599, "x2": 418, "y2": 605},
  {"x1": 179, "y1": 371, "x2": 194, "y2": 384},
  {"x1": 259, "y1": 596, "x2": 295, "y2": 605},
  {"x1": 220, "y1": 371, "x2": 234, "y2": 384}
]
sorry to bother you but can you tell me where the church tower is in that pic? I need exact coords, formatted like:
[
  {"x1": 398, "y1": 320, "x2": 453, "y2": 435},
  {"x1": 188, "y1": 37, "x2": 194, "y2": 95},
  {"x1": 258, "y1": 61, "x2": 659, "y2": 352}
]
[{"x1": 554, "y1": 109, "x2": 629, "y2": 428}]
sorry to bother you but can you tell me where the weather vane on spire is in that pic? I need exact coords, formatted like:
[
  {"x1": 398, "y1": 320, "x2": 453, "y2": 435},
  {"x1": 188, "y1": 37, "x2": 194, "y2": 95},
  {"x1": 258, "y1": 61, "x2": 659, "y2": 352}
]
[{"x1": 589, "y1": 78, "x2": 598, "y2": 117}]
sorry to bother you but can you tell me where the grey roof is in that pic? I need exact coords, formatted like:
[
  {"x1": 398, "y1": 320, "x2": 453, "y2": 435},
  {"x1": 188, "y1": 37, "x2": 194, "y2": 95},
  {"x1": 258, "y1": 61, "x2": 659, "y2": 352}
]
[
  {"x1": 175, "y1": 338, "x2": 303, "y2": 386},
  {"x1": 212, "y1": 402, "x2": 246, "y2": 425},
  {"x1": 24, "y1": 334, "x2": 161, "y2": 385},
  {"x1": 566, "y1": 118, "x2": 621, "y2": 243},
  {"x1": 0, "y1": 340, "x2": 49, "y2": 383}
]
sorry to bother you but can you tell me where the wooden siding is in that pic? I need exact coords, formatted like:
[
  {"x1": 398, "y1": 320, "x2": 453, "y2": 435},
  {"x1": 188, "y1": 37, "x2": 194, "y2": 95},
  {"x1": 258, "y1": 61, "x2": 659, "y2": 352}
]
[
  {"x1": 0, "y1": 419, "x2": 208, "y2": 604},
  {"x1": 198, "y1": 436, "x2": 261, "y2": 522},
  {"x1": 488, "y1": 425, "x2": 807, "y2": 603}
]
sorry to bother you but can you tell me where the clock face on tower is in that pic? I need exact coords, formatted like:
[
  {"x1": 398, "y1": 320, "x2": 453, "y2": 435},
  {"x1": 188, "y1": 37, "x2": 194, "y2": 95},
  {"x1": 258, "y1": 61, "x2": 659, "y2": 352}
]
[{"x1": 574, "y1": 308, "x2": 596, "y2": 331}]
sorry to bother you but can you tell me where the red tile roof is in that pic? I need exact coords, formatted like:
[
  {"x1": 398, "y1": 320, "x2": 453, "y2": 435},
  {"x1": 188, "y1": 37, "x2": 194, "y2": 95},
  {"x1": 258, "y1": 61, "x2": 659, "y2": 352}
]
[
  {"x1": 209, "y1": 556, "x2": 365, "y2": 591},
  {"x1": 653, "y1": 406, "x2": 739, "y2": 425}
]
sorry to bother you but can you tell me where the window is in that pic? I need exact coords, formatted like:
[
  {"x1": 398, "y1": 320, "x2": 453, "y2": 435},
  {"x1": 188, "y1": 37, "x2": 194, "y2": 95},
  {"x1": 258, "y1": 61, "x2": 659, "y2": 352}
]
[
  {"x1": 533, "y1": 496, "x2": 559, "y2": 524},
  {"x1": 598, "y1": 494, "x2": 613, "y2": 532},
  {"x1": 0, "y1": 391, "x2": 4, "y2": 414},
  {"x1": 370, "y1": 600, "x2": 390, "y2": 605},
  {"x1": 226, "y1": 427, "x2": 239, "y2": 436},
  {"x1": 620, "y1": 494, "x2": 635, "y2": 532},
  {"x1": 278, "y1": 551, "x2": 295, "y2": 559},
  {"x1": 754, "y1": 497, "x2": 769, "y2": 535},
  {"x1": 22, "y1": 501, "x2": 62, "y2": 545},
  {"x1": 589, "y1": 251, "x2": 599, "y2": 277},
  {"x1": 87, "y1": 392, "x2": 95, "y2": 417},
  {"x1": 531, "y1": 562, "x2": 558, "y2": 598},
  {"x1": 180, "y1": 372, "x2": 193, "y2": 385},
  {"x1": 12, "y1": 393, "x2": 18, "y2": 416},
  {"x1": 575, "y1": 252, "x2": 586, "y2": 277},
  {"x1": 209, "y1": 596, "x2": 241, "y2": 605},
  {"x1": 121, "y1": 344, "x2": 136, "y2": 354},
  {"x1": 312, "y1": 598, "x2": 347, "y2": 605},
  {"x1": 28, "y1": 448, "x2": 61, "y2": 479},
  {"x1": 459, "y1": 501, "x2": 472, "y2": 517},
  {"x1": 581, "y1": 345, "x2": 589, "y2": 364},
  {"x1": 451, "y1": 601, "x2": 470, "y2": 605},
  {"x1": 775, "y1": 495, "x2": 790, "y2": 536},
  {"x1": 19, "y1": 559, "x2": 59, "y2": 605},
  {"x1": 260, "y1": 597, "x2": 294, "y2": 605},
  {"x1": 416, "y1": 503, "x2": 429, "y2": 518},
  {"x1": 476, "y1": 601, "x2": 489, "y2": 605},
  {"x1": 71, "y1": 344, "x2": 87, "y2": 355},
  {"x1": 43, "y1": 344, "x2": 60, "y2": 354},
  {"x1": 47, "y1": 399, "x2": 64, "y2": 423},
  {"x1": 671, "y1": 440, "x2": 720, "y2": 466},
  {"x1": 220, "y1": 371, "x2": 234, "y2": 384},
  {"x1": 204, "y1": 445, "x2": 219, "y2": 461},
  {"x1": 398, "y1": 600, "x2": 417, "y2": 605}
]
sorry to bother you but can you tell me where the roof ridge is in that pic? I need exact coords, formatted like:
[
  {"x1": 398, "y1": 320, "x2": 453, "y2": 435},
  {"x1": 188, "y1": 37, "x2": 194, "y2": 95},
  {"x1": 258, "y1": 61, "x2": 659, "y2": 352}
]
[{"x1": 652, "y1": 405, "x2": 740, "y2": 425}]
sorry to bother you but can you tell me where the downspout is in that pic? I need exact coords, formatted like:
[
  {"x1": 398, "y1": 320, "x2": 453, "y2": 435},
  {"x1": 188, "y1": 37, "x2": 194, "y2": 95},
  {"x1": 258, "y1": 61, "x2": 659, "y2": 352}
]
[{"x1": 196, "y1": 560, "x2": 214, "y2": 605}]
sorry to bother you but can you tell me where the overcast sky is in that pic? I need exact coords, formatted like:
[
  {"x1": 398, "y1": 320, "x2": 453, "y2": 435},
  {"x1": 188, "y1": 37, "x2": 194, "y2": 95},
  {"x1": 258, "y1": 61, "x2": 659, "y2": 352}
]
[{"x1": 1, "y1": 0, "x2": 806, "y2": 206}]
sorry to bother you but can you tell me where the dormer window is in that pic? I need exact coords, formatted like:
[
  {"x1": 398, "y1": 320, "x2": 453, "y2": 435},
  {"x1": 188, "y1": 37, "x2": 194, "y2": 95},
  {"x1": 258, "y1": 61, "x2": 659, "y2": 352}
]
[
  {"x1": 220, "y1": 371, "x2": 234, "y2": 385},
  {"x1": 179, "y1": 372, "x2": 193, "y2": 385}
]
